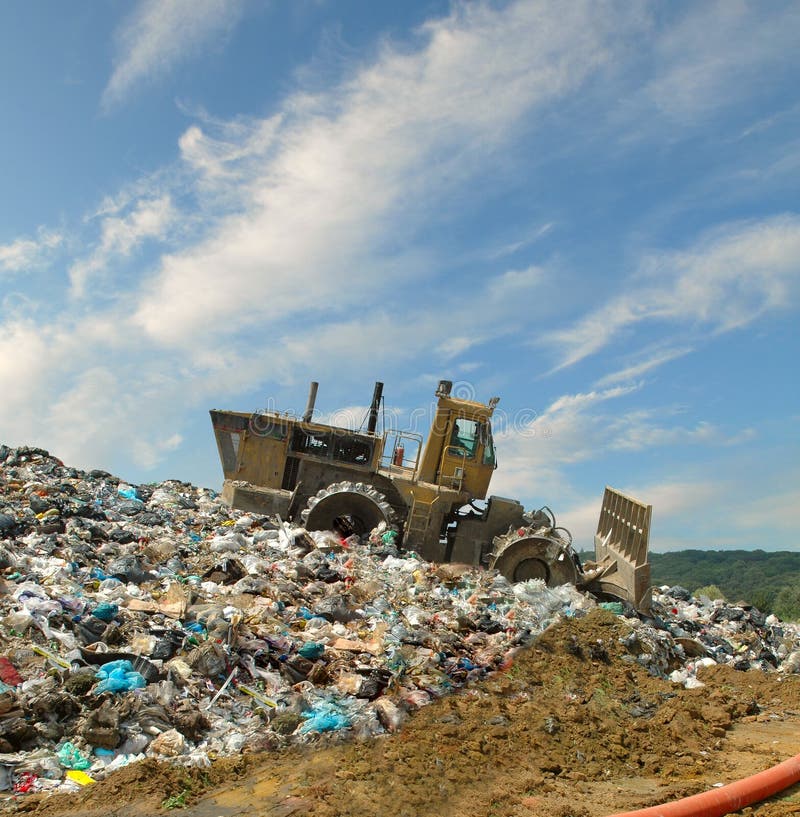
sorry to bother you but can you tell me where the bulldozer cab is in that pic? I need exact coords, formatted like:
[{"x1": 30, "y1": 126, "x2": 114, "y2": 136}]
[{"x1": 416, "y1": 381, "x2": 497, "y2": 499}]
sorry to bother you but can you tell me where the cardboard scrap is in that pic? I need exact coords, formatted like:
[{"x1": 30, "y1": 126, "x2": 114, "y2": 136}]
[
  {"x1": 329, "y1": 638, "x2": 383, "y2": 656},
  {"x1": 158, "y1": 583, "x2": 188, "y2": 619}
]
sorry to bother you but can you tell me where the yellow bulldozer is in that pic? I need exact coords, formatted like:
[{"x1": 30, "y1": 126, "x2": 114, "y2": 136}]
[{"x1": 210, "y1": 380, "x2": 652, "y2": 611}]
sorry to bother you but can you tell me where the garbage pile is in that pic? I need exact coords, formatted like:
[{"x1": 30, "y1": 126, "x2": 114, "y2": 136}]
[
  {"x1": 645, "y1": 585, "x2": 800, "y2": 687},
  {"x1": 0, "y1": 445, "x2": 593, "y2": 795},
  {"x1": 0, "y1": 444, "x2": 798, "y2": 798}
]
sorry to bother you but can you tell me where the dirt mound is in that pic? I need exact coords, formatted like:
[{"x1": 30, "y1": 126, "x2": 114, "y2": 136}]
[{"x1": 15, "y1": 610, "x2": 800, "y2": 817}]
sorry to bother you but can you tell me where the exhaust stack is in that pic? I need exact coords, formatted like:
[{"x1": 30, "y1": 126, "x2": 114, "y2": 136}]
[
  {"x1": 302, "y1": 381, "x2": 319, "y2": 423},
  {"x1": 367, "y1": 381, "x2": 384, "y2": 434}
]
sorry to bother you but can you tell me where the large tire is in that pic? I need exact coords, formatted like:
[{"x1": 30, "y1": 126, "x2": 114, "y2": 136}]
[
  {"x1": 490, "y1": 530, "x2": 579, "y2": 586},
  {"x1": 301, "y1": 482, "x2": 395, "y2": 538}
]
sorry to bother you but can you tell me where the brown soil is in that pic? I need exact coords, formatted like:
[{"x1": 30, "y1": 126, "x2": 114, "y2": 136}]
[{"x1": 9, "y1": 611, "x2": 800, "y2": 817}]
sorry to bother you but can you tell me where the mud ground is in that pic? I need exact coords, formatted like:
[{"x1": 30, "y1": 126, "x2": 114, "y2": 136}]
[{"x1": 8, "y1": 610, "x2": 800, "y2": 817}]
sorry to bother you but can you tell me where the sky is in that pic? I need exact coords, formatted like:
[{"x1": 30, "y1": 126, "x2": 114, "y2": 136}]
[{"x1": 1, "y1": 0, "x2": 798, "y2": 553}]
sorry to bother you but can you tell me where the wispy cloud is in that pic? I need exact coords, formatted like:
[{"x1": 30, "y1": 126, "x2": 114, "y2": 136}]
[
  {"x1": 69, "y1": 195, "x2": 176, "y2": 297},
  {"x1": 738, "y1": 102, "x2": 800, "y2": 141},
  {"x1": 635, "y1": 1, "x2": 800, "y2": 126},
  {"x1": 102, "y1": 0, "x2": 245, "y2": 109},
  {"x1": 491, "y1": 384, "x2": 753, "y2": 505},
  {"x1": 559, "y1": 479, "x2": 724, "y2": 551},
  {"x1": 130, "y1": 1, "x2": 643, "y2": 348},
  {"x1": 269, "y1": 264, "x2": 547, "y2": 379},
  {"x1": 0, "y1": 229, "x2": 62, "y2": 274},
  {"x1": 487, "y1": 222, "x2": 555, "y2": 260},
  {"x1": 594, "y1": 346, "x2": 693, "y2": 387},
  {"x1": 545, "y1": 215, "x2": 800, "y2": 370}
]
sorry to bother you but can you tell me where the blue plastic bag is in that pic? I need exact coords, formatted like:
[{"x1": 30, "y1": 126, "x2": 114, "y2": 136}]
[
  {"x1": 298, "y1": 642, "x2": 325, "y2": 660},
  {"x1": 183, "y1": 621, "x2": 206, "y2": 634},
  {"x1": 299, "y1": 702, "x2": 351, "y2": 734},
  {"x1": 94, "y1": 660, "x2": 147, "y2": 694},
  {"x1": 117, "y1": 485, "x2": 142, "y2": 502},
  {"x1": 91, "y1": 602, "x2": 119, "y2": 622}
]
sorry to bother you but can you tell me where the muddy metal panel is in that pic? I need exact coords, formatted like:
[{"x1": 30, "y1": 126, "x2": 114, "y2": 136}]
[
  {"x1": 210, "y1": 411, "x2": 250, "y2": 480},
  {"x1": 211, "y1": 411, "x2": 290, "y2": 489},
  {"x1": 221, "y1": 480, "x2": 293, "y2": 517},
  {"x1": 592, "y1": 486, "x2": 652, "y2": 612},
  {"x1": 448, "y1": 496, "x2": 526, "y2": 565},
  {"x1": 211, "y1": 409, "x2": 387, "y2": 490},
  {"x1": 290, "y1": 460, "x2": 390, "y2": 514}
]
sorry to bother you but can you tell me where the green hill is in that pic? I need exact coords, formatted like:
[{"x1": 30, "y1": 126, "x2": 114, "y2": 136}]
[{"x1": 579, "y1": 549, "x2": 800, "y2": 620}]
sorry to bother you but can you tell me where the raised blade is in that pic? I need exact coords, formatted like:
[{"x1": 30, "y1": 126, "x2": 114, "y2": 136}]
[{"x1": 581, "y1": 486, "x2": 652, "y2": 613}]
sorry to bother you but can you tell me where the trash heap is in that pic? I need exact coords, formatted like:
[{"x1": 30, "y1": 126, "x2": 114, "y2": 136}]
[
  {"x1": 0, "y1": 445, "x2": 592, "y2": 795},
  {"x1": 644, "y1": 585, "x2": 800, "y2": 687},
  {"x1": 0, "y1": 445, "x2": 798, "y2": 797}
]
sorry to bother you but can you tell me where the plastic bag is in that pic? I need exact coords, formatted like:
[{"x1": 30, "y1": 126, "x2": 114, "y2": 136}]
[
  {"x1": 298, "y1": 642, "x2": 325, "y2": 660},
  {"x1": 93, "y1": 660, "x2": 147, "y2": 694},
  {"x1": 299, "y1": 702, "x2": 351, "y2": 734},
  {"x1": 57, "y1": 742, "x2": 91, "y2": 770},
  {"x1": 91, "y1": 602, "x2": 118, "y2": 622},
  {"x1": 117, "y1": 484, "x2": 142, "y2": 502},
  {"x1": 148, "y1": 728, "x2": 186, "y2": 757}
]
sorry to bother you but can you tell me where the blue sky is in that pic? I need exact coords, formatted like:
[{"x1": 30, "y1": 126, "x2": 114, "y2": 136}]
[{"x1": 1, "y1": 0, "x2": 798, "y2": 552}]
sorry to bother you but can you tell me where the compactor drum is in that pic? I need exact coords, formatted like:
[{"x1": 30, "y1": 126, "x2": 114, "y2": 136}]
[
  {"x1": 301, "y1": 482, "x2": 395, "y2": 538},
  {"x1": 490, "y1": 529, "x2": 579, "y2": 586}
]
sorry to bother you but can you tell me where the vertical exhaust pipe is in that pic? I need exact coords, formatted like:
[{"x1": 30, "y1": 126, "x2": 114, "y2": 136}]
[
  {"x1": 302, "y1": 381, "x2": 319, "y2": 423},
  {"x1": 367, "y1": 381, "x2": 383, "y2": 434}
]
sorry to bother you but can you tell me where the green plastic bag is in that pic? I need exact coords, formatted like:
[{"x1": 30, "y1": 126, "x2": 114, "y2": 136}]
[{"x1": 57, "y1": 742, "x2": 91, "y2": 770}]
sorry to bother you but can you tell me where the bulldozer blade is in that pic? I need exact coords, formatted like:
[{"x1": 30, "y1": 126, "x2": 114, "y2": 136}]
[{"x1": 579, "y1": 486, "x2": 652, "y2": 613}]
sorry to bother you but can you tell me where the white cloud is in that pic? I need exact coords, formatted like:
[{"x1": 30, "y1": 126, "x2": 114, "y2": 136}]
[
  {"x1": 563, "y1": 470, "x2": 800, "y2": 553},
  {"x1": 489, "y1": 383, "x2": 754, "y2": 509},
  {"x1": 178, "y1": 115, "x2": 283, "y2": 188},
  {"x1": 490, "y1": 385, "x2": 638, "y2": 501},
  {"x1": 131, "y1": 0, "x2": 643, "y2": 348},
  {"x1": 266, "y1": 264, "x2": 547, "y2": 380},
  {"x1": 102, "y1": 0, "x2": 245, "y2": 109},
  {"x1": 546, "y1": 215, "x2": 800, "y2": 370},
  {"x1": 132, "y1": 433, "x2": 183, "y2": 470},
  {"x1": 0, "y1": 229, "x2": 62, "y2": 274},
  {"x1": 69, "y1": 195, "x2": 176, "y2": 297},
  {"x1": 0, "y1": 321, "x2": 52, "y2": 417},
  {"x1": 642, "y1": 1, "x2": 800, "y2": 124},
  {"x1": 594, "y1": 346, "x2": 693, "y2": 387},
  {"x1": 0, "y1": 313, "x2": 191, "y2": 472},
  {"x1": 488, "y1": 222, "x2": 555, "y2": 260},
  {"x1": 611, "y1": 417, "x2": 723, "y2": 451},
  {"x1": 736, "y1": 489, "x2": 800, "y2": 536},
  {"x1": 41, "y1": 366, "x2": 185, "y2": 471}
]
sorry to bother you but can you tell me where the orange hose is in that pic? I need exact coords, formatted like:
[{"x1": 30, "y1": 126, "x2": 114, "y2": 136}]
[{"x1": 604, "y1": 753, "x2": 800, "y2": 817}]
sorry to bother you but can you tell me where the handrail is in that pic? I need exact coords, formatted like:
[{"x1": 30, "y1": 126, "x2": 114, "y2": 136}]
[
  {"x1": 380, "y1": 430, "x2": 424, "y2": 477},
  {"x1": 438, "y1": 444, "x2": 467, "y2": 491}
]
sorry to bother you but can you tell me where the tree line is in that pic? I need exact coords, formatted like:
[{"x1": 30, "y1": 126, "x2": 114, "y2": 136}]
[{"x1": 579, "y1": 549, "x2": 800, "y2": 621}]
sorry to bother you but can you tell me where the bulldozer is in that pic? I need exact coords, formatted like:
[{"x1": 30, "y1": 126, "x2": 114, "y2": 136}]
[{"x1": 210, "y1": 380, "x2": 653, "y2": 611}]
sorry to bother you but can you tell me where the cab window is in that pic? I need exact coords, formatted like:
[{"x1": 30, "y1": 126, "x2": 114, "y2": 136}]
[
  {"x1": 482, "y1": 425, "x2": 496, "y2": 467},
  {"x1": 447, "y1": 418, "x2": 479, "y2": 458}
]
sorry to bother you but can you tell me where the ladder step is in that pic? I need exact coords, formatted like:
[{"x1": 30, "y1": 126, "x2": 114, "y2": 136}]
[{"x1": 407, "y1": 499, "x2": 434, "y2": 535}]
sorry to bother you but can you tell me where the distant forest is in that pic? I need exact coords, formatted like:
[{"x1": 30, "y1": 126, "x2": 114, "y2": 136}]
[{"x1": 579, "y1": 549, "x2": 800, "y2": 621}]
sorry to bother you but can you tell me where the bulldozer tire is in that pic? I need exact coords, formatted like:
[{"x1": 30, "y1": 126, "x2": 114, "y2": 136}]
[
  {"x1": 300, "y1": 482, "x2": 395, "y2": 538},
  {"x1": 490, "y1": 530, "x2": 579, "y2": 586}
]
